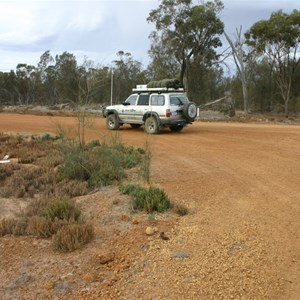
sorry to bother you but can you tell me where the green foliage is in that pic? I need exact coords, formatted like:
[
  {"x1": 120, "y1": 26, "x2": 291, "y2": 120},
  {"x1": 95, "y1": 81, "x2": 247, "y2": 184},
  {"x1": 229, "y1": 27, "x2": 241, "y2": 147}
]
[
  {"x1": 113, "y1": 51, "x2": 147, "y2": 103},
  {"x1": 245, "y1": 9, "x2": 300, "y2": 115},
  {"x1": 148, "y1": 0, "x2": 224, "y2": 84},
  {"x1": 59, "y1": 136, "x2": 142, "y2": 187},
  {"x1": 119, "y1": 184, "x2": 171, "y2": 213},
  {"x1": 39, "y1": 199, "x2": 81, "y2": 222},
  {"x1": 141, "y1": 139, "x2": 151, "y2": 183}
]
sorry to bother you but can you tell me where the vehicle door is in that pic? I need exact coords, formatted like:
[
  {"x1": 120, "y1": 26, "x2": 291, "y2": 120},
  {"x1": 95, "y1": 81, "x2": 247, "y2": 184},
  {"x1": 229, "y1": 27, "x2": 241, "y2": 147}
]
[
  {"x1": 135, "y1": 94, "x2": 150, "y2": 123},
  {"x1": 150, "y1": 94, "x2": 165, "y2": 118},
  {"x1": 119, "y1": 94, "x2": 138, "y2": 122},
  {"x1": 169, "y1": 94, "x2": 188, "y2": 120}
]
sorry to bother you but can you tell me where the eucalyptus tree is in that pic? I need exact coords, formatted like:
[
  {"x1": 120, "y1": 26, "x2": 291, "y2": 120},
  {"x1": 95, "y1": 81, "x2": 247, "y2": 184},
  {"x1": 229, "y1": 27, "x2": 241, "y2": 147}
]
[
  {"x1": 15, "y1": 64, "x2": 37, "y2": 105},
  {"x1": 225, "y1": 27, "x2": 249, "y2": 114},
  {"x1": 0, "y1": 71, "x2": 19, "y2": 105},
  {"x1": 147, "y1": 0, "x2": 224, "y2": 88},
  {"x1": 112, "y1": 51, "x2": 145, "y2": 103},
  {"x1": 245, "y1": 9, "x2": 300, "y2": 116},
  {"x1": 54, "y1": 51, "x2": 79, "y2": 103},
  {"x1": 147, "y1": 31, "x2": 180, "y2": 81}
]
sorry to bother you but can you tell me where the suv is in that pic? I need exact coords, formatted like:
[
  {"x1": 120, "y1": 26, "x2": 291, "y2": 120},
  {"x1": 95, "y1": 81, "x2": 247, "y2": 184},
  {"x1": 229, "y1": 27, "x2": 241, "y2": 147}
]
[{"x1": 103, "y1": 84, "x2": 197, "y2": 134}]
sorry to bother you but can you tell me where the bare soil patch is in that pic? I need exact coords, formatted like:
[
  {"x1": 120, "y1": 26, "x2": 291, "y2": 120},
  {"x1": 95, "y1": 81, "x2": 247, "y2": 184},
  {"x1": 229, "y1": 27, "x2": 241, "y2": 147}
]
[{"x1": 0, "y1": 113, "x2": 299, "y2": 299}]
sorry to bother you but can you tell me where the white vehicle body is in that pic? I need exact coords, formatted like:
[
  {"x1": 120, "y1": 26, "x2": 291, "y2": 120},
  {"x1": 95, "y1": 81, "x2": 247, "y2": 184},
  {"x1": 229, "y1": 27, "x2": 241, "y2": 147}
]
[{"x1": 103, "y1": 85, "x2": 197, "y2": 134}]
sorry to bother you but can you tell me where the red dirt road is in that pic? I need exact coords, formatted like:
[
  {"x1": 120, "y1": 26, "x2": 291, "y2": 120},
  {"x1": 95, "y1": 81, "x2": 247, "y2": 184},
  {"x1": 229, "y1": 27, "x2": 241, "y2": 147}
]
[{"x1": 0, "y1": 113, "x2": 300, "y2": 299}]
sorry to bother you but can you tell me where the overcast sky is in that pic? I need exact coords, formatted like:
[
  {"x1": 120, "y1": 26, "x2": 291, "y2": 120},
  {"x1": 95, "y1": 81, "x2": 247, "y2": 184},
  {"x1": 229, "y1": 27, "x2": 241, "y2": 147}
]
[{"x1": 0, "y1": 0, "x2": 298, "y2": 72}]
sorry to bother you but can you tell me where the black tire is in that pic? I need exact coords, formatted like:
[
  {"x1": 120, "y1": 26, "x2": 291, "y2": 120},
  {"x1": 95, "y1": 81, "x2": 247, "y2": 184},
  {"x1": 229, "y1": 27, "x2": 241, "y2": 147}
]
[
  {"x1": 169, "y1": 125, "x2": 184, "y2": 132},
  {"x1": 183, "y1": 102, "x2": 197, "y2": 121},
  {"x1": 130, "y1": 124, "x2": 142, "y2": 129},
  {"x1": 106, "y1": 113, "x2": 120, "y2": 130},
  {"x1": 144, "y1": 116, "x2": 159, "y2": 134}
]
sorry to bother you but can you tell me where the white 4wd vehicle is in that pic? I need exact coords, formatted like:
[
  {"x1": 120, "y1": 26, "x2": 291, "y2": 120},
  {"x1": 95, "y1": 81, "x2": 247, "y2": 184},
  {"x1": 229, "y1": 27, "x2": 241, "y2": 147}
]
[{"x1": 103, "y1": 84, "x2": 197, "y2": 134}]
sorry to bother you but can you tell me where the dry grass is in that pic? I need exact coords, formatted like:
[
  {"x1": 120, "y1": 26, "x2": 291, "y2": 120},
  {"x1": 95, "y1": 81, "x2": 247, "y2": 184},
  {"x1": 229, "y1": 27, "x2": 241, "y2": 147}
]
[
  {"x1": 0, "y1": 217, "x2": 28, "y2": 236},
  {"x1": 0, "y1": 133, "x2": 144, "y2": 252},
  {"x1": 27, "y1": 217, "x2": 68, "y2": 238},
  {"x1": 52, "y1": 222, "x2": 94, "y2": 252}
]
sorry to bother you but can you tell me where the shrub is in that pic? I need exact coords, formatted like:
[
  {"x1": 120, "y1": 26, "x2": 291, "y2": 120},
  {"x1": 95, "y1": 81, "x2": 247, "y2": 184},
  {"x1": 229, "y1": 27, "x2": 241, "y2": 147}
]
[
  {"x1": 25, "y1": 198, "x2": 53, "y2": 217},
  {"x1": 59, "y1": 137, "x2": 142, "y2": 187},
  {"x1": 119, "y1": 184, "x2": 171, "y2": 213},
  {"x1": 59, "y1": 144, "x2": 90, "y2": 181},
  {"x1": 173, "y1": 204, "x2": 189, "y2": 216},
  {"x1": 52, "y1": 222, "x2": 94, "y2": 252},
  {"x1": 39, "y1": 199, "x2": 81, "y2": 222},
  {"x1": 0, "y1": 166, "x2": 57, "y2": 198},
  {"x1": 145, "y1": 187, "x2": 171, "y2": 213},
  {"x1": 141, "y1": 139, "x2": 151, "y2": 183},
  {"x1": 0, "y1": 218, "x2": 28, "y2": 236},
  {"x1": 27, "y1": 216, "x2": 56, "y2": 237},
  {"x1": 2, "y1": 174, "x2": 26, "y2": 198}
]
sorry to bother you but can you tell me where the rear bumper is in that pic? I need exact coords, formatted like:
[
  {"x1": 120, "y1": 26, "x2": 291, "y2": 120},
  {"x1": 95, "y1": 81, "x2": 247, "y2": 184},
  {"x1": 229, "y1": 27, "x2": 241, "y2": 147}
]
[{"x1": 160, "y1": 118, "x2": 192, "y2": 127}]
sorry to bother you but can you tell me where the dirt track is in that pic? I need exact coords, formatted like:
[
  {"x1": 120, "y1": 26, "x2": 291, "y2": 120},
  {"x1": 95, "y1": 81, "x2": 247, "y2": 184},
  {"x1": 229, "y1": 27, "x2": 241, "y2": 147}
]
[{"x1": 0, "y1": 113, "x2": 300, "y2": 299}]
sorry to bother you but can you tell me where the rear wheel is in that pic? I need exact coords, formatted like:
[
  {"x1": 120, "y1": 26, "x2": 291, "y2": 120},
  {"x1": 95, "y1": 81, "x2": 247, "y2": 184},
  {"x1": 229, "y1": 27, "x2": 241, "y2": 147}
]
[
  {"x1": 144, "y1": 116, "x2": 159, "y2": 134},
  {"x1": 106, "y1": 113, "x2": 120, "y2": 130},
  {"x1": 170, "y1": 125, "x2": 184, "y2": 132}
]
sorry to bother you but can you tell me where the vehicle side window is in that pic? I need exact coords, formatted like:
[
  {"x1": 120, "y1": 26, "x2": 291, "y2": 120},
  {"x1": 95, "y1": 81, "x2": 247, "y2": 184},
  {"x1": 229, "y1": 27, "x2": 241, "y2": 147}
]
[
  {"x1": 151, "y1": 95, "x2": 165, "y2": 106},
  {"x1": 137, "y1": 94, "x2": 149, "y2": 106},
  {"x1": 126, "y1": 95, "x2": 138, "y2": 105},
  {"x1": 170, "y1": 95, "x2": 187, "y2": 106}
]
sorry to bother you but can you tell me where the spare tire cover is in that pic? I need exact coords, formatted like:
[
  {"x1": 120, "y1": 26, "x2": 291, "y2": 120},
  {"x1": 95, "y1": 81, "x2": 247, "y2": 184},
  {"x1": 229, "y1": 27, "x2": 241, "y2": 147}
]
[{"x1": 183, "y1": 102, "x2": 197, "y2": 121}]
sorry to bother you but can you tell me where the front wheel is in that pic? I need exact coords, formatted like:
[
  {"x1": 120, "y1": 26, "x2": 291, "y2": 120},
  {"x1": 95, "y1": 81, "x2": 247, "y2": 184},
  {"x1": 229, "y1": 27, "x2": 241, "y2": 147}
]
[
  {"x1": 106, "y1": 114, "x2": 120, "y2": 130},
  {"x1": 144, "y1": 116, "x2": 159, "y2": 134}
]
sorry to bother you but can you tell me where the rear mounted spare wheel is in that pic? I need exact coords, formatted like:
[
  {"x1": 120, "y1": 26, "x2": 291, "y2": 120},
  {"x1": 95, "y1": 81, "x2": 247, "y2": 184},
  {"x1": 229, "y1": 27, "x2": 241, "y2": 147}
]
[
  {"x1": 106, "y1": 113, "x2": 120, "y2": 130},
  {"x1": 183, "y1": 102, "x2": 197, "y2": 121}
]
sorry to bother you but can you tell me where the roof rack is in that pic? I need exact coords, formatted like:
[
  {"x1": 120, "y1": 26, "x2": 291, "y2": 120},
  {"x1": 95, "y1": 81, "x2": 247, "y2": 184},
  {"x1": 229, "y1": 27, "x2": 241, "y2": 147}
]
[{"x1": 132, "y1": 84, "x2": 184, "y2": 93}]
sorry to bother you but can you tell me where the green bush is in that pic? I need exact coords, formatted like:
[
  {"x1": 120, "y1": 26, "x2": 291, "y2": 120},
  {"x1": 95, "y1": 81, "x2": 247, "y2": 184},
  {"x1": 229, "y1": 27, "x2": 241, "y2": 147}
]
[
  {"x1": 39, "y1": 198, "x2": 81, "y2": 222},
  {"x1": 119, "y1": 184, "x2": 171, "y2": 213},
  {"x1": 59, "y1": 138, "x2": 142, "y2": 187},
  {"x1": 59, "y1": 144, "x2": 91, "y2": 181}
]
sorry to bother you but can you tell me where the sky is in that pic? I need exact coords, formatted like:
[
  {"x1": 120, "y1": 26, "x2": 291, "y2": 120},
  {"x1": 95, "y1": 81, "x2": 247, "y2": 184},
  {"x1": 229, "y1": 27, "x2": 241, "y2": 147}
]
[{"x1": 0, "y1": 0, "x2": 298, "y2": 73}]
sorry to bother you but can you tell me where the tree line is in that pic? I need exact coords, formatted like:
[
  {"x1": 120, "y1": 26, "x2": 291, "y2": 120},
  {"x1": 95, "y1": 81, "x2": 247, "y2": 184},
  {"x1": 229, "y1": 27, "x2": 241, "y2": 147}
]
[{"x1": 0, "y1": 0, "x2": 299, "y2": 115}]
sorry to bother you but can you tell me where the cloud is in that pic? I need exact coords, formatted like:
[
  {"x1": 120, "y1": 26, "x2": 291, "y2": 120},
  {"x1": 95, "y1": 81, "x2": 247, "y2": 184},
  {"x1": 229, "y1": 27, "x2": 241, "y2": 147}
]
[
  {"x1": 0, "y1": 0, "x2": 298, "y2": 72},
  {"x1": 0, "y1": 1, "x2": 107, "y2": 50}
]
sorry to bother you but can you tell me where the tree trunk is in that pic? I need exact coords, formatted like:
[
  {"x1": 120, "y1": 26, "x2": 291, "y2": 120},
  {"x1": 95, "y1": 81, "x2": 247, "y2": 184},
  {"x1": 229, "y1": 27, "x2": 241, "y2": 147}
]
[
  {"x1": 284, "y1": 100, "x2": 289, "y2": 117},
  {"x1": 180, "y1": 59, "x2": 186, "y2": 89}
]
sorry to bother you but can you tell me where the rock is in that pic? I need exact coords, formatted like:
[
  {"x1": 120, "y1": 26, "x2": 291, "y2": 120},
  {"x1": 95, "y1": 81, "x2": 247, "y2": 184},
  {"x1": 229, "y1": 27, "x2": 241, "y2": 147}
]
[
  {"x1": 160, "y1": 232, "x2": 169, "y2": 240},
  {"x1": 45, "y1": 281, "x2": 55, "y2": 290},
  {"x1": 97, "y1": 252, "x2": 115, "y2": 264},
  {"x1": 174, "y1": 251, "x2": 190, "y2": 260},
  {"x1": 7, "y1": 274, "x2": 33, "y2": 288},
  {"x1": 54, "y1": 281, "x2": 72, "y2": 295},
  {"x1": 145, "y1": 227, "x2": 155, "y2": 235},
  {"x1": 120, "y1": 214, "x2": 131, "y2": 222},
  {"x1": 81, "y1": 273, "x2": 95, "y2": 282}
]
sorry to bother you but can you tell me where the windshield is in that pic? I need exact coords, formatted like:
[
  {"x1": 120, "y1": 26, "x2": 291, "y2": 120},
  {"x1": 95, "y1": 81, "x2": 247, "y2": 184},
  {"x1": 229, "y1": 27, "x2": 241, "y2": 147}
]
[
  {"x1": 125, "y1": 94, "x2": 138, "y2": 105},
  {"x1": 170, "y1": 94, "x2": 189, "y2": 106}
]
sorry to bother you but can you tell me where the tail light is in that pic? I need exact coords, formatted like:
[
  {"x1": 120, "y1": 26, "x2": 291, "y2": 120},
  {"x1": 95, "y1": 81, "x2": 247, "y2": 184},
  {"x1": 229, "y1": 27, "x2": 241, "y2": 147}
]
[{"x1": 166, "y1": 109, "x2": 171, "y2": 117}]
